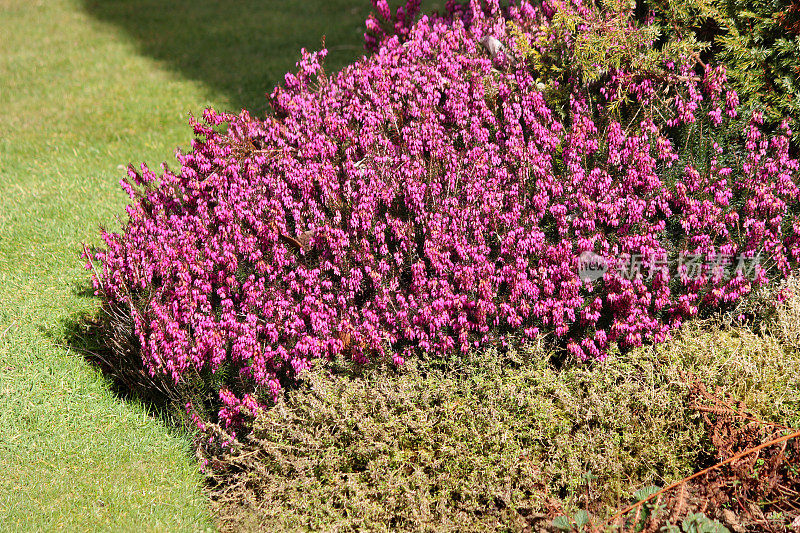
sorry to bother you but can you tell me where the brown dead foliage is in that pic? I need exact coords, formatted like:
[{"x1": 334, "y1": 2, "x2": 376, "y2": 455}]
[
  {"x1": 607, "y1": 373, "x2": 800, "y2": 533},
  {"x1": 686, "y1": 375, "x2": 800, "y2": 531},
  {"x1": 198, "y1": 348, "x2": 800, "y2": 532},
  {"x1": 777, "y1": 0, "x2": 800, "y2": 35}
]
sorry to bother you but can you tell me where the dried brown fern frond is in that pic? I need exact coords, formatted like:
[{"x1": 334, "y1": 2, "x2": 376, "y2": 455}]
[{"x1": 604, "y1": 372, "x2": 800, "y2": 531}]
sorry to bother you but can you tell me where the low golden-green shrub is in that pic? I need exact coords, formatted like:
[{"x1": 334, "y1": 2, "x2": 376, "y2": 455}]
[{"x1": 202, "y1": 307, "x2": 800, "y2": 531}]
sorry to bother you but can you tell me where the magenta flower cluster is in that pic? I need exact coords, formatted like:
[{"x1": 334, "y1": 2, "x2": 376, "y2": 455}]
[{"x1": 86, "y1": 0, "x2": 800, "y2": 425}]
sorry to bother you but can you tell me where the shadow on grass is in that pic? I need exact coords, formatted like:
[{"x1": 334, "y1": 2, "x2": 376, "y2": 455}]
[
  {"x1": 61, "y1": 286, "x2": 214, "y2": 426},
  {"x1": 70, "y1": 0, "x2": 451, "y2": 421},
  {"x1": 61, "y1": 284, "x2": 312, "y2": 429},
  {"x1": 81, "y1": 0, "x2": 376, "y2": 115}
]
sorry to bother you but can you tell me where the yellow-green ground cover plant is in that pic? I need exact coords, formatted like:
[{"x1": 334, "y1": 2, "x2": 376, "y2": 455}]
[
  {"x1": 199, "y1": 286, "x2": 800, "y2": 531},
  {"x1": 79, "y1": 0, "x2": 800, "y2": 530}
]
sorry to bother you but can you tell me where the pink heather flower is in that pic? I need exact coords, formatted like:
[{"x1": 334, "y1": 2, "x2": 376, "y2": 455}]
[{"x1": 87, "y1": 0, "x2": 800, "y2": 429}]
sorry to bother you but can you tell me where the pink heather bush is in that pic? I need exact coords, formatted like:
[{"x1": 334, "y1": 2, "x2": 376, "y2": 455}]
[{"x1": 86, "y1": 0, "x2": 800, "y2": 425}]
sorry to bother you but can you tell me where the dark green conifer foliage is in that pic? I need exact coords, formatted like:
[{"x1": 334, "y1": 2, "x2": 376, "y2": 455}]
[{"x1": 644, "y1": 0, "x2": 800, "y2": 148}]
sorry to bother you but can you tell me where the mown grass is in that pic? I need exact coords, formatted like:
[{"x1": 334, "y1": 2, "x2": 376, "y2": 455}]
[
  {"x1": 3, "y1": 0, "x2": 797, "y2": 530},
  {"x1": 0, "y1": 0, "x2": 381, "y2": 529}
]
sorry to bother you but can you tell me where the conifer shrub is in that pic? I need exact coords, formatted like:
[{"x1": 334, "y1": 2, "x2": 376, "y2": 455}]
[
  {"x1": 642, "y1": 0, "x2": 800, "y2": 148},
  {"x1": 85, "y1": 0, "x2": 800, "y2": 425}
]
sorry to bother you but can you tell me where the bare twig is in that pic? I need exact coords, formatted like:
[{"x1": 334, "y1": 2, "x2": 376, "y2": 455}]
[{"x1": 605, "y1": 429, "x2": 800, "y2": 526}]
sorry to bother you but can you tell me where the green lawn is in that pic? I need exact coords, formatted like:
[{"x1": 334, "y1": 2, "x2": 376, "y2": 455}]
[
  {"x1": 3, "y1": 0, "x2": 799, "y2": 530},
  {"x1": 0, "y1": 0, "x2": 378, "y2": 529}
]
